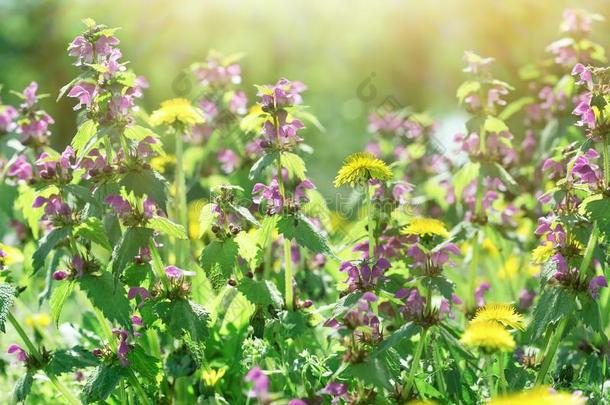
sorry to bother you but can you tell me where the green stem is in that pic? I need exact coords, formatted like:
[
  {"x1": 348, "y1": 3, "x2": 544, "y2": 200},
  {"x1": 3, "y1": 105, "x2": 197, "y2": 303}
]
[
  {"x1": 487, "y1": 355, "x2": 496, "y2": 398},
  {"x1": 535, "y1": 317, "x2": 568, "y2": 386},
  {"x1": 469, "y1": 230, "x2": 481, "y2": 310},
  {"x1": 432, "y1": 340, "x2": 446, "y2": 393},
  {"x1": 8, "y1": 314, "x2": 82, "y2": 405},
  {"x1": 366, "y1": 184, "x2": 375, "y2": 259},
  {"x1": 579, "y1": 221, "x2": 599, "y2": 282},
  {"x1": 602, "y1": 134, "x2": 610, "y2": 190},
  {"x1": 497, "y1": 351, "x2": 507, "y2": 394},
  {"x1": 127, "y1": 369, "x2": 153, "y2": 405},
  {"x1": 404, "y1": 327, "x2": 428, "y2": 397},
  {"x1": 174, "y1": 131, "x2": 189, "y2": 269},
  {"x1": 276, "y1": 154, "x2": 294, "y2": 311}
]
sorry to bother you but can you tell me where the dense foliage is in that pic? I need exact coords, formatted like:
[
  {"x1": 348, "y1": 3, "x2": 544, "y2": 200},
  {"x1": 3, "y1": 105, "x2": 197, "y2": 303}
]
[{"x1": 1, "y1": 9, "x2": 610, "y2": 404}]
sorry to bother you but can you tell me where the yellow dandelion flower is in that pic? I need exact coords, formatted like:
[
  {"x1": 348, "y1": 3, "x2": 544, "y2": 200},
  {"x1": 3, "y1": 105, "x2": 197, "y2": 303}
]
[
  {"x1": 25, "y1": 313, "x2": 51, "y2": 329},
  {"x1": 471, "y1": 303, "x2": 525, "y2": 330},
  {"x1": 150, "y1": 98, "x2": 204, "y2": 127},
  {"x1": 402, "y1": 217, "x2": 449, "y2": 238},
  {"x1": 460, "y1": 321, "x2": 515, "y2": 352},
  {"x1": 489, "y1": 387, "x2": 585, "y2": 405},
  {"x1": 202, "y1": 367, "x2": 226, "y2": 387},
  {"x1": 150, "y1": 154, "x2": 176, "y2": 174},
  {"x1": 498, "y1": 255, "x2": 518, "y2": 280},
  {"x1": 334, "y1": 152, "x2": 393, "y2": 188},
  {"x1": 532, "y1": 241, "x2": 554, "y2": 264}
]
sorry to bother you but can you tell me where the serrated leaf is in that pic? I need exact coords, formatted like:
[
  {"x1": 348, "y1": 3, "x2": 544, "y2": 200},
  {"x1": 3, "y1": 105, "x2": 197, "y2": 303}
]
[
  {"x1": 45, "y1": 346, "x2": 99, "y2": 375},
  {"x1": 453, "y1": 162, "x2": 480, "y2": 200},
  {"x1": 64, "y1": 184, "x2": 103, "y2": 209},
  {"x1": 528, "y1": 288, "x2": 575, "y2": 341},
  {"x1": 237, "y1": 278, "x2": 283, "y2": 308},
  {"x1": 32, "y1": 227, "x2": 72, "y2": 275},
  {"x1": 81, "y1": 365, "x2": 124, "y2": 404},
  {"x1": 123, "y1": 125, "x2": 165, "y2": 156},
  {"x1": 199, "y1": 239, "x2": 238, "y2": 290},
  {"x1": 127, "y1": 345, "x2": 160, "y2": 382},
  {"x1": 71, "y1": 120, "x2": 98, "y2": 154},
  {"x1": 80, "y1": 272, "x2": 131, "y2": 328},
  {"x1": 0, "y1": 283, "x2": 17, "y2": 333},
  {"x1": 230, "y1": 204, "x2": 260, "y2": 226},
  {"x1": 234, "y1": 231, "x2": 259, "y2": 268},
  {"x1": 50, "y1": 281, "x2": 75, "y2": 326},
  {"x1": 148, "y1": 216, "x2": 187, "y2": 239},
  {"x1": 483, "y1": 115, "x2": 509, "y2": 133},
  {"x1": 119, "y1": 169, "x2": 168, "y2": 209},
  {"x1": 280, "y1": 152, "x2": 307, "y2": 180},
  {"x1": 256, "y1": 215, "x2": 278, "y2": 249},
  {"x1": 155, "y1": 299, "x2": 210, "y2": 342},
  {"x1": 198, "y1": 203, "x2": 216, "y2": 238},
  {"x1": 12, "y1": 372, "x2": 33, "y2": 403},
  {"x1": 248, "y1": 152, "x2": 278, "y2": 180},
  {"x1": 277, "y1": 215, "x2": 333, "y2": 256},
  {"x1": 111, "y1": 227, "x2": 153, "y2": 276},
  {"x1": 75, "y1": 218, "x2": 112, "y2": 250}
]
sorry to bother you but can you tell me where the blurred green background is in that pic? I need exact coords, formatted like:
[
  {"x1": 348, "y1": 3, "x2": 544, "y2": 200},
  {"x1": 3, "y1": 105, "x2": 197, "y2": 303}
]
[{"x1": 0, "y1": 0, "x2": 607, "y2": 194}]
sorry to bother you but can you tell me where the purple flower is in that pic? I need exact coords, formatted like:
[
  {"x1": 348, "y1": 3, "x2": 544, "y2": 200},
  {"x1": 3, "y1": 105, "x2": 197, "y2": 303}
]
[
  {"x1": 7, "y1": 155, "x2": 33, "y2": 181},
  {"x1": 128, "y1": 287, "x2": 150, "y2": 305},
  {"x1": 33, "y1": 195, "x2": 71, "y2": 220},
  {"x1": 518, "y1": 289, "x2": 536, "y2": 311},
  {"x1": 22, "y1": 82, "x2": 38, "y2": 108},
  {"x1": 573, "y1": 97, "x2": 595, "y2": 129},
  {"x1": 105, "y1": 195, "x2": 132, "y2": 217},
  {"x1": 324, "y1": 382, "x2": 348, "y2": 404},
  {"x1": 112, "y1": 328, "x2": 131, "y2": 366},
  {"x1": 0, "y1": 105, "x2": 17, "y2": 132},
  {"x1": 252, "y1": 178, "x2": 284, "y2": 214},
  {"x1": 258, "y1": 78, "x2": 306, "y2": 108},
  {"x1": 218, "y1": 149, "x2": 239, "y2": 174},
  {"x1": 474, "y1": 282, "x2": 490, "y2": 308},
  {"x1": 572, "y1": 63, "x2": 593, "y2": 89},
  {"x1": 589, "y1": 276, "x2": 607, "y2": 299},
  {"x1": 288, "y1": 400, "x2": 307, "y2": 405},
  {"x1": 68, "y1": 36, "x2": 94, "y2": 66},
  {"x1": 7, "y1": 344, "x2": 26, "y2": 363},
  {"x1": 53, "y1": 270, "x2": 68, "y2": 281},
  {"x1": 245, "y1": 367, "x2": 270, "y2": 401},
  {"x1": 164, "y1": 265, "x2": 185, "y2": 279},
  {"x1": 571, "y1": 149, "x2": 600, "y2": 185},
  {"x1": 67, "y1": 82, "x2": 97, "y2": 110}
]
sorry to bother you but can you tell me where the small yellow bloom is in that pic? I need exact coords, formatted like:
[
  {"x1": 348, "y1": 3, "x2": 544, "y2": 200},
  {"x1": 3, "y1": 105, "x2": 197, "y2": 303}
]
[
  {"x1": 460, "y1": 320, "x2": 515, "y2": 353},
  {"x1": 402, "y1": 217, "x2": 449, "y2": 238},
  {"x1": 150, "y1": 154, "x2": 176, "y2": 174},
  {"x1": 202, "y1": 368, "x2": 226, "y2": 387},
  {"x1": 471, "y1": 303, "x2": 525, "y2": 330},
  {"x1": 532, "y1": 241, "x2": 554, "y2": 264},
  {"x1": 150, "y1": 98, "x2": 204, "y2": 127},
  {"x1": 481, "y1": 239, "x2": 499, "y2": 258},
  {"x1": 498, "y1": 255, "x2": 518, "y2": 279},
  {"x1": 334, "y1": 152, "x2": 393, "y2": 188},
  {"x1": 489, "y1": 387, "x2": 585, "y2": 405},
  {"x1": 25, "y1": 313, "x2": 51, "y2": 329},
  {"x1": 0, "y1": 244, "x2": 24, "y2": 265}
]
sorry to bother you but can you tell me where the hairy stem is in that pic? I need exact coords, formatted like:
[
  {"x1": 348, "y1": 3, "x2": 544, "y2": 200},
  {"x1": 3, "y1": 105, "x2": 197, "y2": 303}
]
[
  {"x1": 366, "y1": 184, "x2": 375, "y2": 260},
  {"x1": 174, "y1": 131, "x2": 189, "y2": 268},
  {"x1": 535, "y1": 317, "x2": 568, "y2": 386},
  {"x1": 404, "y1": 327, "x2": 428, "y2": 398}
]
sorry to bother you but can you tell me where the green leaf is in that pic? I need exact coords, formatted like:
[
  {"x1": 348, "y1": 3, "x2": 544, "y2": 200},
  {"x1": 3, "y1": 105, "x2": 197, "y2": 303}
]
[
  {"x1": 12, "y1": 372, "x2": 33, "y2": 403},
  {"x1": 528, "y1": 288, "x2": 575, "y2": 341},
  {"x1": 375, "y1": 322, "x2": 421, "y2": 356},
  {"x1": 81, "y1": 365, "x2": 124, "y2": 404},
  {"x1": 248, "y1": 152, "x2": 278, "y2": 180},
  {"x1": 581, "y1": 194, "x2": 610, "y2": 236},
  {"x1": 480, "y1": 162, "x2": 519, "y2": 195},
  {"x1": 155, "y1": 299, "x2": 210, "y2": 342},
  {"x1": 45, "y1": 346, "x2": 99, "y2": 375},
  {"x1": 111, "y1": 227, "x2": 153, "y2": 276},
  {"x1": 127, "y1": 345, "x2": 160, "y2": 382},
  {"x1": 80, "y1": 272, "x2": 131, "y2": 328},
  {"x1": 199, "y1": 239, "x2": 239, "y2": 290},
  {"x1": 498, "y1": 96, "x2": 534, "y2": 121},
  {"x1": 198, "y1": 203, "x2": 216, "y2": 238},
  {"x1": 483, "y1": 115, "x2": 509, "y2": 133},
  {"x1": 256, "y1": 215, "x2": 279, "y2": 249},
  {"x1": 50, "y1": 281, "x2": 75, "y2": 326},
  {"x1": 64, "y1": 184, "x2": 103, "y2": 209},
  {"x1": 453, "y1": 162, "x2": 480, "y2": 200},
  {"x1": 123, "y1": 125, "x2": 165, "y2": 156},
  {"x1": 237, "y1": 278, "x2": 283, "y2": 308},
  {"x1": 148, "y1": 216, "x2": 187, "y2": 239},
  {"x1": 32, "y1": 227, "x2": 71, "y2": 275},
  {"x1": 277, "y1": 215, "x2": 333, "y2": 256},
  {"x1": 0, "y1": 283, "x2": 17, "y2": 333},
  {"x1": 456, "y1": 81, "x2": 480, "y2": 103},
  {"x1": 280, "y1": 152, "x2": 307, "y2": 180},
  {"x1": 234, "y1": 231, "x2": 259, "y2": 268},
  {"x1": 71, "y1": 120, "x2": 98, "y2": 155},
  {"x1": 347, "y1": 357, "x2": 392, "y2": 390},
  {"x1": 75, "y1": 218, "x2": 112, "y2": 250},
  {"x1": 119, "y1": 169, "x2": 168, "y2": 209},
  {"x1": 230, "y1": 204, "x2": 260, "y2": 226}
]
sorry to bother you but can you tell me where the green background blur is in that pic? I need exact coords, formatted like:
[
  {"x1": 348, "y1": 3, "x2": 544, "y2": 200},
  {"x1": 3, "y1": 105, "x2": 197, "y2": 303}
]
[{"x1": 0, "y1": 0, "x2": 607, "y2": 194}]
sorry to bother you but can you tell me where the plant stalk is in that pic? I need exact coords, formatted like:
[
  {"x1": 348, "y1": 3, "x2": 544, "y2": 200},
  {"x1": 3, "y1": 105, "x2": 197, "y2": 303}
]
[
  {"x1": 174, "y1": 131, "x2": 189, "y2": 269},
  {"x1": 535, "y1": 316, "x2": 568, "y2": 386}
]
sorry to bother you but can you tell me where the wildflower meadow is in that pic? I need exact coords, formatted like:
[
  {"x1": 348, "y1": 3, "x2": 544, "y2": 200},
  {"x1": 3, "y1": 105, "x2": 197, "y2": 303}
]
[{"x1": 2, "y1": 5, "x2": 610, "y2": 405}]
